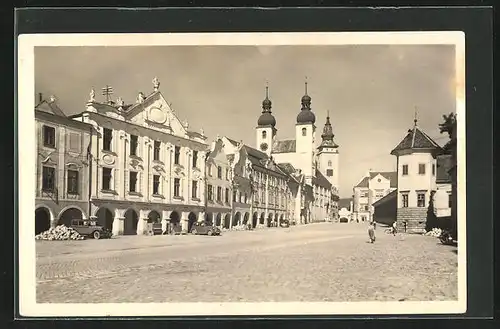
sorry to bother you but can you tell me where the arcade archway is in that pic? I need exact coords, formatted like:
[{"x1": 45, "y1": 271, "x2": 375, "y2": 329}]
[
  {"x1": 35, "y1": 207, "x2": 51, "y2": 235},
  {"x1": 58, "y1": 207, "x2": 84, "y2": 227},
  {"x1": 124, "y1": 208, "x2": 139, "y2": 235},
  {"x1": 96, "y1": 207, "x2": 114, "y2": 231}
]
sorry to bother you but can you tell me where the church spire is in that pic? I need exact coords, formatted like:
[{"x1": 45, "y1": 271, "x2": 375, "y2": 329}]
[{"x1": 318, "y1": 111, "x2": 338, "y2": 149}]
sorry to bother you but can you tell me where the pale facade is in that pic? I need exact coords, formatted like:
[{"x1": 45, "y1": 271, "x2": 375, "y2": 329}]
[
  {"x1": 352, "y1": 171, "x2": 397, "y2": 222},
  {"x1": 391, "y1": 119, "x2": 442, "y2": 233},
  {"x1": 71, "y1": 78, "x2": 209, "y2": 235},
  {"x1": 34, "y1": 95, "x2": 95, "y2": 234}
]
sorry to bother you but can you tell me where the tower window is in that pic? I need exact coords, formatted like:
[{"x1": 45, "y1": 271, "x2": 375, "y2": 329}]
[
  {"x1": 418, "y1": 164, "x2": 426, "y2": 175},
  {"x1": 402, "y1": 164, "x2": 408, "y2": 176},
  {"x1": 417, "y1": 192, "x2": 426, "y2": 207},
  {"x1": 302, "y1": 128, "x2": 307, "y2": 136},
  {"x1": 262, "y1": 131, "x2": 267, "y2": 139},
  {"x1": 326, "y1": 169, "x2": 333, "y2": 177},
  {"x1": 327, "y1": 160, "x2": 332, "y2": 167}
]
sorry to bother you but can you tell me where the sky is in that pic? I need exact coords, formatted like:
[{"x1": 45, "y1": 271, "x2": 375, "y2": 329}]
[{"x1": 35, "y1": 44, "x2": 456, "y2": 198}]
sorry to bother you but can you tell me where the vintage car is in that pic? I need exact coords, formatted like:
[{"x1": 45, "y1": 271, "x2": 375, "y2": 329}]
[
  {"x1": 70, "y1": 219, "x2": 113, "y2": 240},
  {"x1": 280, "y1": 219, "x2": 290, "y2": 228},
  {"x1": 190, "y1": 222, "x2": 221, "y2": 236}
]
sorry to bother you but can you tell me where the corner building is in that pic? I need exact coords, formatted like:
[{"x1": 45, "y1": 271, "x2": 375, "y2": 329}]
[{"x1": 71, "y1": 78, "x2": 209, "y2": 235}]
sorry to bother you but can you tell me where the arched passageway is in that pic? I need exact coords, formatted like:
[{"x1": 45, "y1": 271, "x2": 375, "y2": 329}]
[
  {"x1": 252, "y1": 212, "x2": 258, "y2": 228},
  {"x1": 259, "y1": 213, "x2": 265, "y2": 225},
  {"x1": 224, "y1": 214, "x2": 231, "y2": 229},
  {"x1": 188, "y1": 212, "x2": 197, "y2": 232},
  {"x1": 124, "y1": 209, "x2": 138, "y2": 235},
  {"x1": 205, "y1": 213, "x2": 213, "y2": 225},
  {"x1": 58, "y1": 207, "x2": 83, "y2": 227},
  {"x1": 267, "y1": 213, "x2": 273, "y2": 227},
  {"x1": 233, "y1": 212, "x2": 241, "y2": 227},
  {"x1": 148, "y1": 210, "x2": 161, "y2": 224},
  {"x1": 243, "y1": 212, "x2": 250, "y2": 225},
  {"x1": 215, "y1": 213, "x2": 222, "y2": 226},
  {"x1": 96, "y1": 207, "x2": 114, "y2": 231},
  {"x1": 170, "y1": 211, "x2": 180, "y2": 224},
  {"x1": 35, "y1": 207, "x2": 51, "y2": 235}
]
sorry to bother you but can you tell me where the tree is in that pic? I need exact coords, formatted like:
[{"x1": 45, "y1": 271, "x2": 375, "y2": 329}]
[{"x1": 439, "y1": 113, "x2": 457, "y2": 155}]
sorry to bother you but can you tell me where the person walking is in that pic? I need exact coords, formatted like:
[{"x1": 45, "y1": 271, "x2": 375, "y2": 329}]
[
  {"x1": 161, "y1": 218, "x2": 168, "y2": 235},
  {"x1": 368, "y1": 221, "x2": 376, "y2": 243}
]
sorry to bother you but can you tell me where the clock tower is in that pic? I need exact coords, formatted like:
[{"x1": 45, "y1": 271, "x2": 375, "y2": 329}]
[{"x1": 256, "y1": 83, "x2": 276, "y2": 157}]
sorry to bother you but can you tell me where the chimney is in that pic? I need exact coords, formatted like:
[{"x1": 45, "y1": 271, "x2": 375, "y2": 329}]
[{"x1": 38, "y1": 93, "x2": 43, "y2": 103}]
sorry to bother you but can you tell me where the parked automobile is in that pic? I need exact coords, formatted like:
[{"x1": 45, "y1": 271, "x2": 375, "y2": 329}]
[
  {"x1": 70, "y1": 219, "x2": 112, "y2": 240},
  {"x1": 190, "y1": 222, "x2": 221, "y2": 236},
  {"x1": 280, "y1": 219, "x2": 290, "y2": 228}
]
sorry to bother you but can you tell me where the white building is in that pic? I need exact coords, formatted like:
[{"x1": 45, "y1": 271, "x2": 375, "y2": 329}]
[
  {"x1": 257, "y1": 83, "x2": 340, "y2": 223},
  {"x1": 352, "y1": 171, "x2": 397, "y2": 222},
  {"x1": 390, "y1": 118, "x2": 443, "y2": 233},
  {"x1": 71, "y1": 78, "x2": 209, "y2": 235}
]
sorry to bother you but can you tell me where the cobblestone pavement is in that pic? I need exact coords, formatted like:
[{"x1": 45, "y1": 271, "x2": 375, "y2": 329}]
[{"x1": 36, "y1": 223, "x2": 458, "y2": 303}]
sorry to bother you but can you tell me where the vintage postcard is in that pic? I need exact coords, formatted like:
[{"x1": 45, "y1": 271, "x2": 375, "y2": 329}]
[{"x1": 17, "y1": 31, "x2": 466, "y2": 317}]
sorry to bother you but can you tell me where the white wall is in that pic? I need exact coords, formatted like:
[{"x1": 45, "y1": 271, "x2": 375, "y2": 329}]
[
  {"x1": 397, "y1": 152, "x2": 437, "y2": 208},
  {"x1": 255, "y1": 127, "x2": 274, "y2": 157}
]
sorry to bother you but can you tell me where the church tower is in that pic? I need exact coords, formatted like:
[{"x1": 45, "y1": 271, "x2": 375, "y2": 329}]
[
  {"x1": 317, "y1": 111, "x2": 339, "y2": 190},
  {"x1": 256, "y1": 83, "x2": 276, "y2": 157},
  {"x1": 295, "y1": 79, "x2": 316, "y2": 184}
]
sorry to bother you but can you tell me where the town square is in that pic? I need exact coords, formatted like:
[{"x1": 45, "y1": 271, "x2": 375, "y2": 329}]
[{"x1": 27, "y1": 37, "x2": 461, "y2": 309}]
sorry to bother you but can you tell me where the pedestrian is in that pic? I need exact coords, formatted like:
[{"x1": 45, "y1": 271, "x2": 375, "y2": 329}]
[
  {"x1": 368, "y1": 221, "x2": 376, "y2": 243},
  {"x1": 392, "y1": 221, "x2": 397, "y2": 236}
]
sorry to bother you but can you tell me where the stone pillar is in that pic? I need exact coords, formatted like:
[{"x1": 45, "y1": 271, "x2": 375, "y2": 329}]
[
  {"x1": 212, "y1": 212, "x2": 218, "y2": 227},
  {"x1": 181, "y1": 211, "x2": 189, "y2": 233},
  {"x1": 137, "y1": 217, "x2": 149, "y2": 235},
  {"x1": 229, "y1": 213, "x2": 233, "y2": 230},
  {"x1": 198, "y1": 211, "x2": 205, "y2": 223},
  {"x1": 112, "y1": 216, "x2": 124, "y2": 236}
]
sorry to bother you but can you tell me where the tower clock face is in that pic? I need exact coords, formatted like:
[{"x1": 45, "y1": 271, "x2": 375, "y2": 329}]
[{"x1": 260, "y1": 143, "x2": 268, "y2": 151}]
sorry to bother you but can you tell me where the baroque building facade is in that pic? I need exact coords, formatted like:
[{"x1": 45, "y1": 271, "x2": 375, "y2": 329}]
[
  {"x1": 71, "y1": 78, "x2": 209, "y2": 236},
  {"x1": 34, "y1": 94, "x2": 95, "y2": 234},
  {"x1": 352, "y1": 171, "x2": 397, "y2": 222}
]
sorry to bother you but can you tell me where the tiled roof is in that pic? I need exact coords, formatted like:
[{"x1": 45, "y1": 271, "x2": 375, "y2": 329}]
[
  {"x1": 272, "y1": 139, "x2": 296, "y2": 154},
  {"x1": 313, "y1": 168, "x2": 332, "y2": 189},
  {"x1": 35, "y1": 100, "x2": 67, "y2": 117},
  {"x1": 372, "y1": 189, "x2": 397, "y2": 208},
  {"x1": 370, "y1": 171, "x2": 398, "y2": 188},
  {"x1": 391, "y1": 124, "x2": 442, "y2": 155},
  {"x1": 338, "y1": 198, "x2": 352, "y2": 209},
  {"x1": 355, "y1": 177, "x2": 370, "y2": 188},
  {"x1": 436, "y1": 154, "x2": 453, "y2": 184}
]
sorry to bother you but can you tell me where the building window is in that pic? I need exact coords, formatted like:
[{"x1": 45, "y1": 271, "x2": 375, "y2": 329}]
[
  {"x1": 225, "y1": 168, "x2": 229, "y2": 180},
  {"x1": 173, "y1": 178, "x2": 180, "y2": 197},
  {"x1": 68, "y1": 132, "x2": 81, "y2": 153},
  {"x1": 192, "y1": 150, "x2": 198, "y2": 168},
  {"x1": 432, "y1": 163, "x2": 436, "y2": 176},
  {"x1": 103, "y1": 128, "x2": 112, "y2": 151},
  {"x1": 225, "y1": 188, "x2": 229, "y2": 203},
  {"x1": 42, "y1": 166, "x2": 55, "y2": 191},
  {"x1": 302, "y1": 128, "x2": 307, "y2": 136},
  {"x1": 102, "y1": 167, "x2": 112, "y2": 190},
  {"x1": 217, "y1": 166, "x2": 222, "y2": 179},
  {"x1": 67, "y1": 170, "x2": 79, "y2": 195},
  {"x1": 361, "y1": 191, "x2": 368, "y2": 198},
  {"x1": 418, "y1": 163, "x2": 426, "y2": 175},
  {"x1": 262, "y1": 131, "x2": 267, "y2": 139},
  {"x1": 417, "y1": 192, "x2": 426, "y2": 207},
  {"x1": 192, "y1": 181, "x2": 198, "y2": 199},
  {"x1": 208, "y1": 164, "x2": 212, "y2": 176},
  {"x1": 43, "y1": 125, "x2": 56, "y2": 148},
  {"x1": 327, "y1": 160, "x2": 332, "y2": 167},
  {"x1": 153, "y1": 175, "x2": 160, "y2": 195},
  {"x1": 207, "y1": 184, "x2": 213, "y2": 201},
  {"x1": 129, "y1": 171, "x2": 138, "y2": 192},
  {"x1": 174, "y1": 146, "x2": 180, "y2": 165},
  {"x1": 217, "y1": 186, "x2": 222, "y2": 201},
  {"x1": 153, "y1": 141, "x2": 161, "y2": 161},
  {"x1": 401, "y1": 193, "x2": 409, "y2": 208},
  {"x1": 402, "y1": 164, "x2": 408, "y2": 176},
  {"x1": 448, "y1": 192, "x2": 452, "y2": 208},
  {"x1": 244, "y1": 193, "x2": 248, "y2": 203},
  {"x1": 130, "y1": 135, "x2": 138, "y2": 156},
  {"x1": 364, "y1": 205, "x2": 369, "y2": 211},
  {"x1": 375, "y1": 189, "x2": 384, "y2": 198},
  {"x1": 233, "y1": 190, "x2": 237, "y2": 202},
  {"x1": 326, "y1": 169, "x2": 333, "y2": 177}
]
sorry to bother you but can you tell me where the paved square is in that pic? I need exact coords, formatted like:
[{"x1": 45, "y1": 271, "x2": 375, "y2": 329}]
[{"x1": 36, "y1": 223, "x2": 458, "y2": 303}]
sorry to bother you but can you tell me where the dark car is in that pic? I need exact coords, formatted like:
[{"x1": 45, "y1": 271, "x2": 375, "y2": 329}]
[
  {"x1": 190, "y1": 222, "x2": 221, "y2": 236},
  {"x1": 70, "y1": 219, "x2": 112, "y2": 240},
  {"x1": 280, "y1": 219, "x2": 290, "y2": 228}
]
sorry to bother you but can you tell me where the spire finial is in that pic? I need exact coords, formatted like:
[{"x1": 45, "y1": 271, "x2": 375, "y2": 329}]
[
  {"x1": 265, "y1": 80, "x2": 269, "y2": 99},
  {"x1": 414, "y1": 106, "x2": 418, "y2": 126},
  {"x1": 305, "y1": 76, "x2": 308, "y2": 95},
  {"x1": 327, "y1": 110, "x2": 330, "y2": 118}
]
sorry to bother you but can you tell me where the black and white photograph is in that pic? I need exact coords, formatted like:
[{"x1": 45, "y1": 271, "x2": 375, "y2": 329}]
[{"x1": 17, "y1": 31, "x2": 466, "y2": 317}]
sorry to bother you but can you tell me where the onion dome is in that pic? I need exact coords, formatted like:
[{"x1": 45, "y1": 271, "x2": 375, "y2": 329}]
[
  {"x1": 296, "y1": 80, "x2": 316, "y2": 124},
  {"x1": 257, "y1": 84, "x2": 276, "y2": 127}
]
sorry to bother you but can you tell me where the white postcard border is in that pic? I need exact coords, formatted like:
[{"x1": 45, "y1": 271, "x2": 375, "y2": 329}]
[{"x1": 17, "y1": 31, "x2": 466, "y2": 317}]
